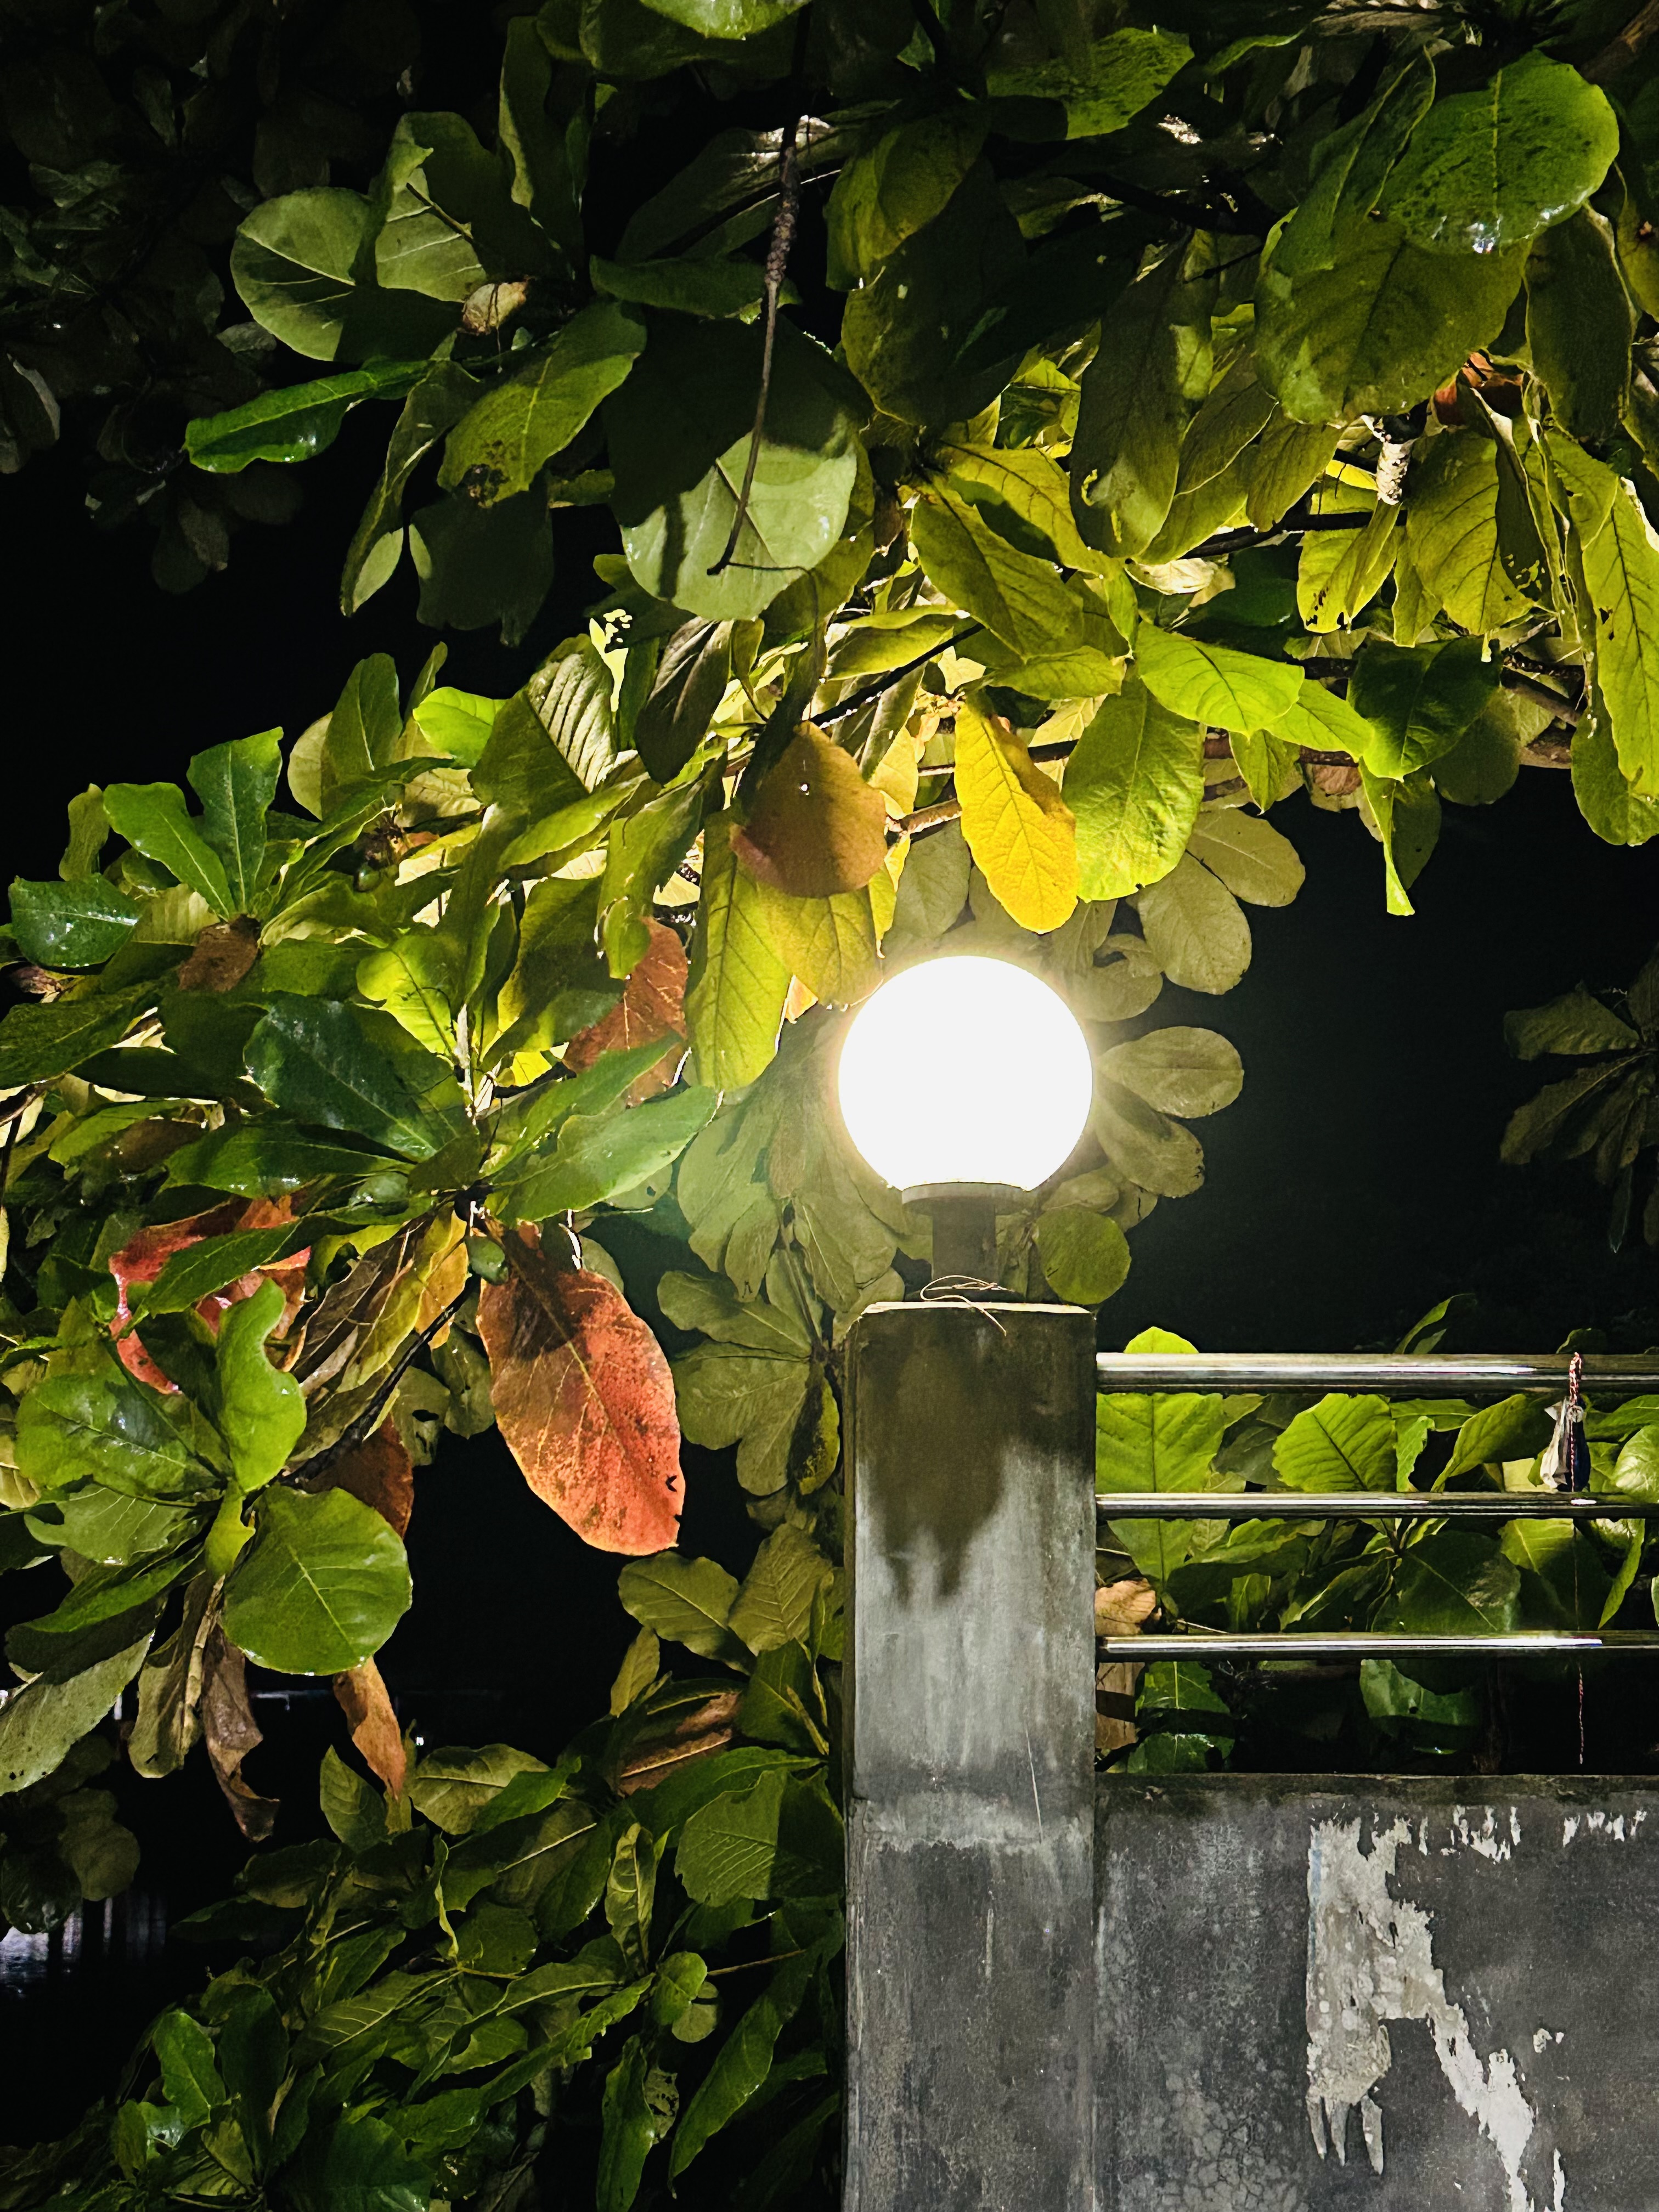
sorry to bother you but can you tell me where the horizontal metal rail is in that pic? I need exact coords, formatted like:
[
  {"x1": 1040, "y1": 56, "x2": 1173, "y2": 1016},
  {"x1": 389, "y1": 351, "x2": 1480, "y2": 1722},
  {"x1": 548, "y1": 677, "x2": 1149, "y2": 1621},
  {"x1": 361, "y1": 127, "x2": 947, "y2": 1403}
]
[
  {"x1": 1105, "y1": 1632, "x2": 1659, "y2": 1659},
  {"x1": 1096, "y1": 1352, "x2": 1659, "y2": 1397},
  {"x1": 1098, "y1": 1492, "x2": 1659, "y2": 1522}
]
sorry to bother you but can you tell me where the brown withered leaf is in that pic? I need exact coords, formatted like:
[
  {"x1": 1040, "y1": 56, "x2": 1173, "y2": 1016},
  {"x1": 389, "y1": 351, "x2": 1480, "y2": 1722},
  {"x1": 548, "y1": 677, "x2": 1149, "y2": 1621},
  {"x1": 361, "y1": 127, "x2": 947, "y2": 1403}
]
[
  {"x1": 333, "y1": 1657, "x2": 407, "y2": 1796},
  {"x1": 202, "y1": 1627, "x2": 278, "y2": 1841},
  {"x1": 1308, "y1": 760, "x2": 1363, "y2": 798},
  {"x1": 1095, "y1": 1578, "x2": 1156, "y2": 1640},
  {"x1": 126, "y1": 1571, "x2": 218, "y2": 1779},
  {"x1": 613, "y1": 1691, "x2": 742, "y2": 1797},
  {"x1": 563, "y1": 921, "x2": 688, "y2": 1101},
  {"x1": 1096, "y1": 1661, "x2": 1142, "y2": 1757},
  {"x1": 477, "y1": 1231, "x2": 684, "y2": 1555},
  {"x1": 731, "y1": 727, "x2": 888, "y2": 897},
  {"x1": 301, "y1": 1420, "x2": 414, "y2": 1538},
  {"x1": 109, "y1": 1195, "x2": 309, "y2": 1392},
  {"x1": 178, "y1": 916, "x2": 261, "y2": 992},
  {"x1": 285, "y1": 1218, "x2": 427, "y2": 1394}
]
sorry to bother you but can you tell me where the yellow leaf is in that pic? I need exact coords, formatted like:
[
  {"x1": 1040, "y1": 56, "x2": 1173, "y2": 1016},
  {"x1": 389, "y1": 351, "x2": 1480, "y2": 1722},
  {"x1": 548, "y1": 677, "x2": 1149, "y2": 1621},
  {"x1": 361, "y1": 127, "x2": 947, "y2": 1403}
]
[{"x1": 953, "y1": 698, "x2": 1077, "y2": 932}]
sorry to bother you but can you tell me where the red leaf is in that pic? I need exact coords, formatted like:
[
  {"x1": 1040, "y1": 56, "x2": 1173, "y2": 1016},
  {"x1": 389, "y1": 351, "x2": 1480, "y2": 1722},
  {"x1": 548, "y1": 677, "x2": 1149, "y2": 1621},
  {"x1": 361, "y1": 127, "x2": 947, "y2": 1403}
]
[
  {"x1": 108, "y1": 1197, "x2": 309, "y2": 1391},
  {"x1": 563, "y1": 921, "x2": 688, "y2": 1101},
  {"x1": 333, "y1": 1657, "x2": 407, "y2": 1796},
  {"x1": 477, "y1": 1232, "x2": 683, "y2": 1555}
]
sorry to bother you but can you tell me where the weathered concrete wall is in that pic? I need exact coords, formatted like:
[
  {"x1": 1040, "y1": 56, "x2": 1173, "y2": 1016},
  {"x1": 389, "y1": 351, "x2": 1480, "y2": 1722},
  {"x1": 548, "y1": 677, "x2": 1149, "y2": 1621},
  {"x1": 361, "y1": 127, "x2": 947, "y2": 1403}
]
[
  {"x1": 844, "y1": 1302, "x2": 1097, "y2": 2212},
  {"x1": 1096, "y1": 1774, "x2": 1659, "y2": 2212}
]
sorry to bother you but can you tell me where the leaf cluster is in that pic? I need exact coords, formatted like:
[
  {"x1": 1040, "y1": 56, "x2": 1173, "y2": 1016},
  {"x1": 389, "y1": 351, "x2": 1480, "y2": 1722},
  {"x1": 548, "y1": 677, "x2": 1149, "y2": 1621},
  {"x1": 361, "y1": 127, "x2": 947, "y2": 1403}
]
[
  {"x1": 0, "y1": 1540, "x2": 847, "y2": 2212},
  {"x1": 1098, "y1": 1321, "x2": 1659, "y2": 1770}
]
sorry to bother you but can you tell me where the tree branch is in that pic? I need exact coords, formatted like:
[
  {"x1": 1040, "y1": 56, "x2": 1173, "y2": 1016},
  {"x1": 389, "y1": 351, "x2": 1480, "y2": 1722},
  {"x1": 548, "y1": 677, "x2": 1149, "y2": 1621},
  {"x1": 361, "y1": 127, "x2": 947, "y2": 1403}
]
[{"x1": 708, "y1": 119, "x2": 802, "y2": 579}]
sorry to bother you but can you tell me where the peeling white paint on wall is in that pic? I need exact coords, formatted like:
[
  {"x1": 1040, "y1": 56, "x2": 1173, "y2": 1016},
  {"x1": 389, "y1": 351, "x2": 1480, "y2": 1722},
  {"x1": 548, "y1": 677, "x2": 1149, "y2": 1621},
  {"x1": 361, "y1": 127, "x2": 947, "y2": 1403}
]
[{"x1": 1305, "y1": 1815, "x2": 1564, "y2": 2211}]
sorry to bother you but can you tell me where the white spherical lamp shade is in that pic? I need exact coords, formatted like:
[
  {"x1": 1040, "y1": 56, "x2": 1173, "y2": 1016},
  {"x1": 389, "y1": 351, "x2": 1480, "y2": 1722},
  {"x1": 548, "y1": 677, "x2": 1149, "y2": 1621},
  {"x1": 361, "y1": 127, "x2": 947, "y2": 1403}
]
[{"x1": 836, "y1": 955, "x2": 1094, "y2": 1194}]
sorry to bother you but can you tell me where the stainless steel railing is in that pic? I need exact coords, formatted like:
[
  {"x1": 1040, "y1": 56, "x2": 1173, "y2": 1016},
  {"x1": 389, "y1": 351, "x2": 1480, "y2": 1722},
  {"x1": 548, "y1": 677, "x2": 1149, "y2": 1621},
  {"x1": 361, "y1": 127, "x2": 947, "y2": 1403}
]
[{"x1": 1094, "y1": 1352, "x2": 1659, "y2": 1660}]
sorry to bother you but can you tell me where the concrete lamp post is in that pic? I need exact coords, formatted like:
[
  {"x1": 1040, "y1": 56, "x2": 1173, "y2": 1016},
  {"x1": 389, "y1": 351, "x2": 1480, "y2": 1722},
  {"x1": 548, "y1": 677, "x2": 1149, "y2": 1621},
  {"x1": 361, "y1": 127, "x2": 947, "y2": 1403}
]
[{"x1": 835, "y1": 955, "x2": 1102, "y2": 2212}]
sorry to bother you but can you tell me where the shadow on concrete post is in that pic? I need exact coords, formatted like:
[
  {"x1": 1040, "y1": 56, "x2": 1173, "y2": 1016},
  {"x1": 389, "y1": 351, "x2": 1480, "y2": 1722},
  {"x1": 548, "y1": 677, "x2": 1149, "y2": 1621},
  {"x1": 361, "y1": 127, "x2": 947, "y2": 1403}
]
[{"x1": 843, "y1": 1300, "x2": 1098, "y2": 2212}]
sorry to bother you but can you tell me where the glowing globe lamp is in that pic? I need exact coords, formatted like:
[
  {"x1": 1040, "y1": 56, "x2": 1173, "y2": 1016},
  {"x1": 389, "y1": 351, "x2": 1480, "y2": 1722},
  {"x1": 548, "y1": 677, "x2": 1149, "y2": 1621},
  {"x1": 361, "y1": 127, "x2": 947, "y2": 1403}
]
[{"x1": 836, "y1": 954, "x2": 1093, "y2": 1284}]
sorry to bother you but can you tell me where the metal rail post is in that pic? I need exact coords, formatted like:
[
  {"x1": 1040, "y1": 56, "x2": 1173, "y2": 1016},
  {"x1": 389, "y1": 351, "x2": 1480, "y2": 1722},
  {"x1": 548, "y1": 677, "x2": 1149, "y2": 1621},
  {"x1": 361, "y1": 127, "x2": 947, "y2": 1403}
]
[{"x1": 843, "y1": 1301, "x2": 1097, "y2": 2212}]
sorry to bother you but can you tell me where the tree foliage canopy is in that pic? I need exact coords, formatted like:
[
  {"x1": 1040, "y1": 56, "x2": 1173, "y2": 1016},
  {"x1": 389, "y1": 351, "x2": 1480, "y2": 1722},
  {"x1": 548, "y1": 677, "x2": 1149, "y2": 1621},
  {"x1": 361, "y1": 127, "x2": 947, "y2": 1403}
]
[{"x1": 7, "y1": 0, "x2": 1659, "y2": 2203}]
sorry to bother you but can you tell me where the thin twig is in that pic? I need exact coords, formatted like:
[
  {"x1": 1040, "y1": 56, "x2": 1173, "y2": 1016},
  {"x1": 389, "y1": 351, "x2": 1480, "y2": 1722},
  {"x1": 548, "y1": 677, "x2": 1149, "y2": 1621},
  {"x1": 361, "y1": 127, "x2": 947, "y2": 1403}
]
[
  {"x1": 289, "y1": 1285, "x2": 471, "y2": 1483},
  {"x1": 708, "y1": 119, "x2": 803, "y2": 579},
  {"x1": 812, "y1": 625, "x2": 981, "y2": 729}
]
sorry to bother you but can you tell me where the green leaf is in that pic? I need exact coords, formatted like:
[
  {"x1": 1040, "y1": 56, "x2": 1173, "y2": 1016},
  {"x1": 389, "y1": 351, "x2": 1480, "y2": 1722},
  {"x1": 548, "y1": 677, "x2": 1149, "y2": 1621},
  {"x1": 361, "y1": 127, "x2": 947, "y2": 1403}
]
[
  {"x1": 591, "y1": 252, "x2": 764, "y2": 319},
  {"x1": 1504, "y1": 988, "x2": 1639, "y2": 1060},
  {"x1": 1133, "y1": 624, "x2": 1302, "y2": 736},
  {"x1": 166, "y1": 1124, "x2": 399, "y2": 1198},
  {"x1": 217, "y1": 1280, "x2": 306, "y2": 1491},
  {"x1": 631, "y1": 0, "x2": 806, "y2": 35},
  {"x1": 104, "y1": 784, "x2": 234, "y2": 916},
  {"x1": 410, "y1": 487, "x2": 554, "y2": 648},
  {"x1": 525, "y1": 640, "x2": 622, "y2": 793},
  {"x1": 1099, "y1": 1026, "x2": 1242, "y2": 1117},
  {"x1": 32, "y1": 1489, "x2": 200, "y2": 1566},
  {"x1": 1069, "y1": 250, "x2": 1198, "y2": 560},
  {"x1": 439, "y1": 302, "x2": 646, "y2": 505},
  {"x1": 675, "y1": 1768, "x2": 786, "y2": 1905},
  {"x1": 495, "y1": 1086, "x2": 716, "y2": 1221},
  {"x1": 1296, "y1": 496, "x2": 1400, "y2": 633},
  {"x1": 186, "y1": 362, "x2": 427, "y2": 472},
  {"x1": 230, "y1": 188, "x2": 376, "y2": 362},
  {"x1": 1272, "y1": 50, "x2": 1436, "y2": 278},
  {"x1": 342, "y1": 364, "x2": 480, "y2": 614},
  {"x1": 1096, "y1": 1383, "x2": 1223, "y2": 1581},
  {"x1": 375, "y1": 112, "x2": 548, "y2": 301},
  {"x1": 1134, "y1": 854, "x2": 1251, "y2": 995},
  {"x1": 243, "y1": 996, "x2": 467, "y2": 1160},
  {"x1": 670, "y1": 1344, "x2": 815, "y2": 1496},
  {"x1": 606, "y1": 1824, "x2": 658, "y2": 1974},
  {"x1": 1358, "y1": 764, "x2": 1441, "y2": 917},
  {"x1": 1273, "y1": 1395, "x2": 1396, "y2": 1492},
  {"x1": 1347, "y1": 637, "x2": 1498, "y2": 777},
  {"x1": 1526, "y1": 209, "x2": 1632, "y2": 442},
  {"x1": 188, "y1": 730, "x2": 282, "y2": 915},
  {"x1": 409, "y1": 687, "x2": 498, "y2": 767},
  {"x1": 727, "y1": 1525, "x2": 833, "y2": 1654},
  {"x1": 222, "y1": 1488, "x2": 411, "y2": 1675},
  {"x1": 669, "y1": 1987, "x2": 787, "y2": 2175},
  {"x1": 984, "y1": 25, "x2": 1190, "y2": 138},
  {"x1": 1502, "y1": 1517, "x2": 1612, "y2": 1630},
  {"x1": 283, "y1": 2112, "x2": 428, "y2": 2212},
  {"x1": 17, "y1": 1370, "x2": 216, "y2": 1502},
  {"x1": 1379, "y1": 53, "x2": 1618, "y2": 257},
  {"x1": 1062, "y1": 684, "x2": 1203, "y2": 900},
  {"x1": 139, "y1": 1224, "x2": 302, "y2": 1317},
  {"x1": 320, "y1": 1745, "x2": 387, "y2": 1852},
  {"x1": 608, "y1": 318, "x2": 860, "y2": 622},
  {"x1": 1406, "y1": 434, "x2": 1539, "y2": 635},
  {"x1": 0, "y1": 1629, "x2": 151, "y2": 1796},
  {"x1": 1441, "y1": 1395, "x2": 1554, "y2": 1482},
  {"x1": 1573, "y1": 692, "x2": 1659, "y2": 847},
  {"x1": 9, "y1": 877, "x2": 140, "y2": 968},
  {"x1": 825, "y1": 112, "x2": 985, "y2": 289},
  {"x1": 617, "y1": 1553, "x2": 748, "y2": 1666},
  {"x1": 1034, "y1": 1209, "x2": 1131, "y2": 1305},
  {"x1": 840, "y1": 162, "x2": 1025, "y2": 427},
  {"x1": 0, "y1": 983, "x2": 153, "y2": 1088},
  {"x1": 1578, "y1": 475, "x2": 1659, "y2": 798},
  {"x1": 155, "y1": 2009, "x2": 225, "y2": 2130},
  {"x1": 686, "y1": 827, "x2": 792, "y2": 1090},
  {"x1": 910, "y1": 488, "x2": 1082, "y2": 658},
  {"x1": 1089, "y1": 1078, "x2": 1204, "y2": 1197},
  {"x1": 596, "y1": 2037, "x2": 663, "y2": 2212},
  {"x1": 1256, "y1": 215, "x2": 1522, "y2": 424},
  {"x1": 408, "y1": 1743, "x2": 550, "y2": 1834},
  {"x1": 1379, "y1": 1529, "x2": 1520, "y2": 1635},
  {"x1": 1183, "y1": 811, "x2": 1304, "y2": 907}
]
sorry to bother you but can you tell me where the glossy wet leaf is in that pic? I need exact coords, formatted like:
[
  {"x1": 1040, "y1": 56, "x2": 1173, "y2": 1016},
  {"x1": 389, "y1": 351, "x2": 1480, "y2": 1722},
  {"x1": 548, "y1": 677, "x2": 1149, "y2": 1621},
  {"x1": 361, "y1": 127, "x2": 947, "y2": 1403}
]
[
  {"x1": 187, "y1": 362, "x2": 427, "y2": 472},
  {"x1": 9, "y1": 878, "x2": 140, "y2": 968},
  {"x1": 223, "y1": 1487, "x2": 411, "y2": 1675},
  {"x1": 243, "y1": 997, "x2": 467, "y2": 1160},
  {"x1": 1379, "y1": 54, "x2": 1618, "y2": 257}
]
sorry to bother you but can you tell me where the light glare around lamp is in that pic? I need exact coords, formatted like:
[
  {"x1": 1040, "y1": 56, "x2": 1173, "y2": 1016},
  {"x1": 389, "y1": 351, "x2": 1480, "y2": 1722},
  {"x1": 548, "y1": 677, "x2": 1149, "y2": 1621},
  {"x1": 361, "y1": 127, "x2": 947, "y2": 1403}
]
[{"x1": 837, "y1": 955, "x2": 1093, "y2": 1197}]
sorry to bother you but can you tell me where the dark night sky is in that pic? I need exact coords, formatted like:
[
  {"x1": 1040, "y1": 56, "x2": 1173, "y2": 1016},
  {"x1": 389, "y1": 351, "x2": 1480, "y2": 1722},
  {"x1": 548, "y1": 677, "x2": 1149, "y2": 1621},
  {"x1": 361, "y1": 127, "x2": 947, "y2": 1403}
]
[{"x1": 3, "y1": 425, "x2": 1658, "y2": 2130}]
